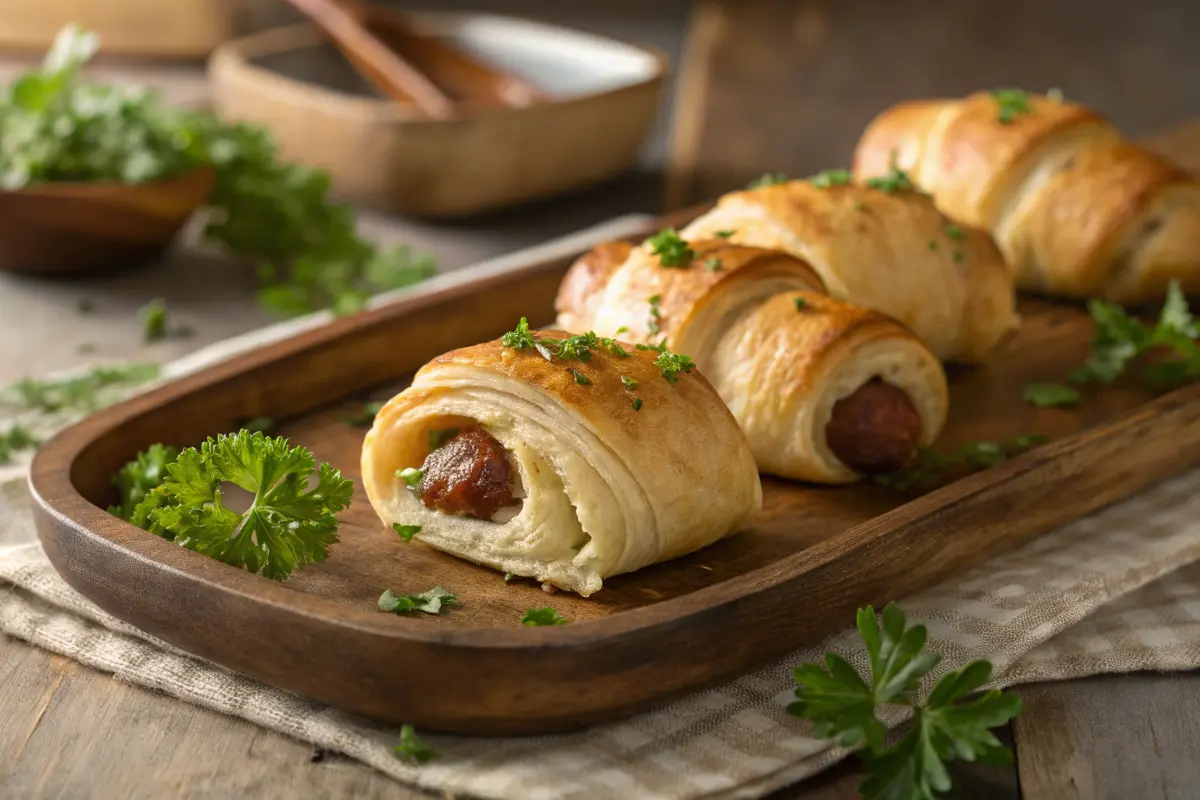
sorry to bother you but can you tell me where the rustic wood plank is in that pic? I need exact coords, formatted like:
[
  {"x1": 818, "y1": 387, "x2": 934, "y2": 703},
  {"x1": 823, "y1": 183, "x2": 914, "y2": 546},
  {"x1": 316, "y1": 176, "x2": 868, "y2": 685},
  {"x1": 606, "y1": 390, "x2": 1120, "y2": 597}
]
[
  {"x1": 0, "y1": 633, "x2": 416, "y2": 799},
  {"x1": 1013, "y1": 673, "x2": 1200, "y2": 800}
]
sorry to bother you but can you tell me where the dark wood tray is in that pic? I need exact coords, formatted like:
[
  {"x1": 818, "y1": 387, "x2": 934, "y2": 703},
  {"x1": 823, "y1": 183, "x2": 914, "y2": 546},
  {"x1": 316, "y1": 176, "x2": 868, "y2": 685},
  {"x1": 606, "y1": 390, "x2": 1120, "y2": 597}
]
[{"x1": 28, "y1": 195, "x2": 1200, "y2": 736}]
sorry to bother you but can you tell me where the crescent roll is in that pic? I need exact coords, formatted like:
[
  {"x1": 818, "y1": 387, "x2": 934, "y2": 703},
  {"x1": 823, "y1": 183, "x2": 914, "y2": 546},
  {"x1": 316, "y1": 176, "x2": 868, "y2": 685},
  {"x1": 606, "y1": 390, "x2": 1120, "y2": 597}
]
[
  {"x1": 360, "y1": 328, "x2": 761, "y2": 597},
  {"x1": 852, "y1": 90, "x2": 1200, "y2": 304},
  {"x1": 679, "y1": 179, "x2": 1017, "y2": 364},
  {"x1": 556, "y1": 240, "x2": 949, "y2": 483}
]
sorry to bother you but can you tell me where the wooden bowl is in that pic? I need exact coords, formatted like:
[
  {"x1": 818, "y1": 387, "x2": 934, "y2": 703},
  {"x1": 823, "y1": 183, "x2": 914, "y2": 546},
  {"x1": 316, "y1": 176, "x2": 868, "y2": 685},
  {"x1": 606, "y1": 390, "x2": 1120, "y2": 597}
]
[
  {"x1": 208, "y1": 16, "x2": 668, "y2": 217},
  {"x1": 0, "y1": 168, "x2": 214, "y2": 275}
]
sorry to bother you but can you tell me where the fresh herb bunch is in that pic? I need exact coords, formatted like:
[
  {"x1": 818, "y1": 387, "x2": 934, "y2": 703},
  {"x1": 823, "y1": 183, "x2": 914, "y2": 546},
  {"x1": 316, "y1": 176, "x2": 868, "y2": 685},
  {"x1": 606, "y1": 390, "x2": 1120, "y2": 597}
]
[
  {"x1": 873, "y1": 435, "x2": 1047, "y2": 491},
  {"x1": 1, "y1": 363, "x2": 161, "y2": 413},
  {"x1": 1072, "y1": 281, "x2": 1200, "y2": 387},
  {"x1": 0, "y1": 26, "x2": 434, "y2": 316},
  {"x1": 791, "y1": 604, "x2": 1020, "y2": 799},
  {"x1": 0, "y1": 425, "x2": 39, "y2": 465},
  {"x1": 110, "y1": 430, "x2": 354, "y2": 580}
]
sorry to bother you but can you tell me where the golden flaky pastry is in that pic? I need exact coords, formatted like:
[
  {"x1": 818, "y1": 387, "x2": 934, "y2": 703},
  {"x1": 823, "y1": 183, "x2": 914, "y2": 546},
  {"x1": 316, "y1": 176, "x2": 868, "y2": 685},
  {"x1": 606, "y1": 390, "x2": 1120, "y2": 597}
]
[
  {"x1": 361, "y1": 331, "x2": 761, "y2": 596},
  {"x1": 853, "y1": 91, "x2": 1200, "y2": 304}
]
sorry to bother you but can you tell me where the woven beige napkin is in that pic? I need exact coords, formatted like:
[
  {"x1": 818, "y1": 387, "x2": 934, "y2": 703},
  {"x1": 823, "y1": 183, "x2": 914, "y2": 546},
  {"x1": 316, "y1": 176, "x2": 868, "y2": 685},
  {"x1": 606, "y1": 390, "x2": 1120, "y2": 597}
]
[{"x1": 2, "y1": 220, "x2": 1199, "y2": 800}]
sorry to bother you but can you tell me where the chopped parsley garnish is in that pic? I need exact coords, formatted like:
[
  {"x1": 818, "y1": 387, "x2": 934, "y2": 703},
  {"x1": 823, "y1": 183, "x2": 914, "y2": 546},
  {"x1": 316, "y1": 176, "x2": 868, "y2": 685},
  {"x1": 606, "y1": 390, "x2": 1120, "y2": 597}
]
[
  {"x1": 648, "y1": 294, "x2": 663, "y2": 334},
  {"x1": 396, "y1": 467, "x2": 424, "y2": 486},
  {"x1": 632, "y1": 397, "x2": 644, "y2": 411},
  {"x1": 809, "y1": 168, "x2": 853, "y2": 188},
  {"x1": 953, "y1": 250, "x2": 964, "y2": 263},
  {"x1": 1023, "y1": 383, "x2": 1081, "y2": 408},
  {"x1": 340, "y1": 400, "x2": 384, "y2": 426},
  {"x1": 874, "y1": 435, "x2": 1048, "y2": 491},
  {"x1": 944, "y1": 224, "x2": 964, "y2": 240},
  {"x1": 928, "y1": 240, "x2": 938, "y2": 251},
  {"x1": 428, "y1": 428, "x2": 459, "y2": 451},
  {"x1": 646, "y1": 347, "x2": 695, "y2": 384},
  {"x1": 571, "y1": 369, "x2": 590, "y2": 385},
  {"x1": 521, "y1": 608, "x2": 569, "y2": 626},
  {"x1": 113, "y1": 431, "x2": 353, "y2": 580},
  {"x1": 865, "y1": 151, "x2": 915, "y2": 193},
  {"x1": 620, "y1": 375, "x2": 639, "y2": 390},
  {"x1": 0, "y1": 425, "x2": 40, "y2": 465},
  {"x1": 394, "y1": 725, "x2": 434, "y2": 764},
  {"x1": 714, "y1": 229, "x2": 735, "y2": 238},
  {"x1": 393, "y1": 523, "x2": 421, "y2": 542},
  {"x1": 503, "y1": 322, "x2": 631, "y2": 363},
  {"x1": 1, "y1": 363, "x2": 160, "y2": 413},
  {"x1": 139, "y1": 298, "x2": 191, "y2": 342},
  {"x1": 501, "y1": 317, "x2": 537, "y2": 350},
  {"x1": 615, "y1": 325, "x2": 629, "y2": 334},
  {"x1": 794, "y1": 296, "x2": 808, "y2": 311},
  {"x1": 704, "y1": 257, "x2": 723, "y2": 272},
  {"x1": 791, "y1": 603, "x2": 1020, "y2": 798},
  {"x1": 747, "y1": 172, "x2": 789, "y2": 189},
  {"x1": 647, "y1": 228, "x2": 695, "y2": 267},
  {"x1": 992, "y1": 88, "x2": 1034, "y2": 124},
  {"x1": 378, "y1": 586, "x2": 456, "y2": 615},
  {"x1": 504, "y1": 571, "x2": 516, "y2": 582},
  {"x1": 1071, "y1": 280, "x2": 1200, "y2": 387}
]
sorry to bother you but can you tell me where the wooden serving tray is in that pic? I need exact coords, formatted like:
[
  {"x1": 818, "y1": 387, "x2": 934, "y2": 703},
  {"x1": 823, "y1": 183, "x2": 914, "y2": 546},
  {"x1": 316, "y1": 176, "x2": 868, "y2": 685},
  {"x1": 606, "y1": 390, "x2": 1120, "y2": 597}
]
[{"x1": 28, "y1": 196, "x2": 1200, "y2": 736}]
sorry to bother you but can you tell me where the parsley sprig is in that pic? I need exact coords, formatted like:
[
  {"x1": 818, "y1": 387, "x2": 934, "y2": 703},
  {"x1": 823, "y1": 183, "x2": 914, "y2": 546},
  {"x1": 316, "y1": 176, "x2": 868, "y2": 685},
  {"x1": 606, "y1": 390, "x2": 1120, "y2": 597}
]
[
  {"x1": 110, "y1": 430, "x2": 353, "y2": 580},
  {"x1": 1071, "y1": 281, "x2": 1200, "y2": 387},
  {"x1": 791, "y1": 604, "x2": 1020, "y2": 799},
  {"x1": 635, "y1": 342, "x2": 697, "y2": 383},
  {"x1": 394, "y1": 725, "x2": 434, "y2": 764},
  {"x1": 1, "y1": 26, "x2": 435, "y2": 317},
  {"x1": 865, "y1": 152, "x2": 916, "y2": 193},
  {"x1": 647, "y1": 228, "x2": 695, "y2": 267}
]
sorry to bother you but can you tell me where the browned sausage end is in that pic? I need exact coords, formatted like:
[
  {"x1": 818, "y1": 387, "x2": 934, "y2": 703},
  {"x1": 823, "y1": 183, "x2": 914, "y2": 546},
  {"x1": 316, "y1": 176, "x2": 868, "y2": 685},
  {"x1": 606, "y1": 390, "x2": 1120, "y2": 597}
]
[{"x1": 825, "y1": 378, "x2": 923, "y2": 474}]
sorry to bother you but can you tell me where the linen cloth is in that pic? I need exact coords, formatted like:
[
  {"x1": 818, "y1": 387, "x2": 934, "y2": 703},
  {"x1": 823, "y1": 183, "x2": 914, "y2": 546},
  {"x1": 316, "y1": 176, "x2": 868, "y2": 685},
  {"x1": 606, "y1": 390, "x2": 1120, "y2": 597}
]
[{"x1": 2, "y1": 219, "x2": 1199, "y2": 800}]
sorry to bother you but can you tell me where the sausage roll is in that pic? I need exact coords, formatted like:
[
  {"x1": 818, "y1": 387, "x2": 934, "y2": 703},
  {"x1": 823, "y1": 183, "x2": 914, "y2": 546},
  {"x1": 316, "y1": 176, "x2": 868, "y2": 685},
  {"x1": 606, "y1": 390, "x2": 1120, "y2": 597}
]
[
  {"x1": 852, "y1": 90, "x2": 1200, "y2": 304},
  {"x1": 555, "y1": 240, "x2": 949, "y2": 483},
  {"x1": 360, "y1": 328, "x2": 762, "y2": 596},
  {"x1": 679, "y1": 179, "x2": 1017, "y2": 364}
]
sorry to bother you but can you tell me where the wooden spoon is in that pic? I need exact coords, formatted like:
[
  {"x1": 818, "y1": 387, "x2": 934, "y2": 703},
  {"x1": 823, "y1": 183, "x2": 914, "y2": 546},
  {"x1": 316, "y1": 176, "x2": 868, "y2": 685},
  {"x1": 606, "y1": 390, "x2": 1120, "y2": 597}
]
[
  {"x1": 0, "y1": 167, "x2": 214, "y2": 275},
  {"x1": 281, "y1": 0, "x2": 455, "y2": 117}
]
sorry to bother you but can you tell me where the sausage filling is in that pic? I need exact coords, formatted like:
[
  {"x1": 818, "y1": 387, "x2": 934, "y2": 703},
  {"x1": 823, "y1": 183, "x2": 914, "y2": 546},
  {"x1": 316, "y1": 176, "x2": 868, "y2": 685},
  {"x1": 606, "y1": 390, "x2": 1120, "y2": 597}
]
[
  {"x1": 825, "y1": 378, "x2": 922, "y2": 474},
  {"x1": 417, "y1": 427, "x2": 518, "y2": 520}
]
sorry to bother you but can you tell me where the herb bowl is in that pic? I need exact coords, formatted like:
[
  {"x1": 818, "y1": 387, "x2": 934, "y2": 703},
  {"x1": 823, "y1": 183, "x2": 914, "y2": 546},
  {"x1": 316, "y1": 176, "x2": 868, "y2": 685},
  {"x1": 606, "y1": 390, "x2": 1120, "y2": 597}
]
[
  {"x1": 0, "y1": 167, "x2": 214, "y2": 276},
  {"x1": 208, "y1": 16, "x2": 667, "y2": 217}
]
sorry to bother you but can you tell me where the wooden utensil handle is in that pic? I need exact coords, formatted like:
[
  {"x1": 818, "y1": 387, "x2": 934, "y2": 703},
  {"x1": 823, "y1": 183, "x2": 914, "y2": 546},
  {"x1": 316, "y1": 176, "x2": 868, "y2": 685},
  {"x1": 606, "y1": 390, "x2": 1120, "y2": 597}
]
[
  {"x1": 281, "y1": 0, "x2": 455, "y2": 117},
  {"x1": 341, "y1": 0, "x2": 548, "y2": 108}
]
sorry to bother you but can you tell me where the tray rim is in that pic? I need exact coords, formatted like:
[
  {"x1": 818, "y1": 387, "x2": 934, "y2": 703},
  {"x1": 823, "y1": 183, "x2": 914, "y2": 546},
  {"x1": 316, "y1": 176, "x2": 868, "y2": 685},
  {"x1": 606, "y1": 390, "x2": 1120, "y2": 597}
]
[{"x1": 26, "y1": 206, "x2": 1200, "y2": 732}]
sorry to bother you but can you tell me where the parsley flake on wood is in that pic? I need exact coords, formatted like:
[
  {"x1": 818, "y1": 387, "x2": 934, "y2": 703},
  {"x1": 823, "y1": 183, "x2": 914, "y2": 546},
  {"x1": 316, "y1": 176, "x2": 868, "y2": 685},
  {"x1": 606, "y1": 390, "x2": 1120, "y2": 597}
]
[
  {"x1": 747, "y1": 172, "x2": 789, "y2": 189},
  {"x1": 118, "y1": 431, "x2": 353, "y2": 580},
  {"x1": 378, "y1": 586, "x2": 456, "y2": 615},
  {"x1": 992, "y1": 88, "x2": 1034, "y2": 124},
  {"x1": 1023, "y1": 383, "x2": 1081, "y2": 408},
  {"x1": 791, "y1": 604, "x2": 1020, "y2": 799},
  {"x1": 1071, "y1": 281, "x2": 1200, "y2": 388},
  {"x1": 521, "y1": 608, "x2": 569, "y2": 626},
  {"x1": 393, "y1": 523, "x2": 421, "y2": 542},
  {"x1": 647, "y1": 228, "x2": 695, "y2": 267},
  {"x1": 809, "y1": 168, "x2": 853, "y2": 188},
  {"x1": 394, "y1": 725, "x2": 434, "y2": 764}
]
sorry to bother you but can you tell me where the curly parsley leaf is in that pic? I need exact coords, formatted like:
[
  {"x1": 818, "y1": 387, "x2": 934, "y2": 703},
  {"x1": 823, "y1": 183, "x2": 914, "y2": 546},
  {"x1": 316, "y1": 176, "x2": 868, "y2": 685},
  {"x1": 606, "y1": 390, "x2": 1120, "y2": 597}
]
[
  {"x1": 647, "y1": 228, "x2": 695, "y2": 267},
  {"x1": 0, "y1": 26, "x2": 435, "y2": 317},
  {"x1": 521, "y1": 607, "x2": 569, "y2": 626},
  {"x1": 393, "y1": 523, "x2": 421, "y2": 542},
  {"x1": 108, "y1": 443, "x2": 179, "y2": 520},
  {"x1": 394, "y1": 724, "x2": 434, "y2": 764},
  {"x1": 378, "y1": 586, "x2": 456, "y2": 615},
  {"x1": 793, "y1": 605, "x2": 1020, "y2": 799},
  {"x1": 125, "y1": 431, "x2": 353, "y2": 580}
]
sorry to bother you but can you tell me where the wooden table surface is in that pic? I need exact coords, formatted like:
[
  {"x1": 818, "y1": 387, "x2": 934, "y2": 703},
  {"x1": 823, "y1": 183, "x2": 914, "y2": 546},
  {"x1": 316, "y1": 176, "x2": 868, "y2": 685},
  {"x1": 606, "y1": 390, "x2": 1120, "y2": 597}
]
[{"x1": 2, "y1": 1, "x2": 1199, "y2": 798}]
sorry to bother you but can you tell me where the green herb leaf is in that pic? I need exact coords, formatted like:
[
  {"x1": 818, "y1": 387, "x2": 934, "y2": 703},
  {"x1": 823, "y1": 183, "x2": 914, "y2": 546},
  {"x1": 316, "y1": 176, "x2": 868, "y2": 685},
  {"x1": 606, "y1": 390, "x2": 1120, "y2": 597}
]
[
  {"x1": 121, "y1": 431, "x2": 352, "y2": 580},
  {"x1": 428, "y1": 428, "x2": 460, "y2": 451},
  {"x1": 571, "y1": 369, "x2": 591, "y2": 385},
  {"x1": 501, "y1": 317, "x2": 537, "y2": 350},
  {"x1": 1022, "y1": 383, "x2": 1081, "y2": 408},
  {"x1": 809, "y1": 168, "x2": 853, "y2": 188},
  {"x1": 504, "y1": 571, "x2": 516, "y2": 583},
  {"x1": 944, "y1": 224, "x2": 964, "y2": 240},
  {"x1": 714, "y1": 229, "x2": 735, "y2": 238},
  {"x1": 794, "y1": 296, "x2": 808, "y2": 311},
  {"x1": 397, "y1": 467, "x2": 424, "y2": 486},
  {"x1": 632, "y1": 397, "x2": 644, "y2": 411},
  {"x1": 651, "y1": 347, "x2": 696, "y2": 384},
  {"x1": 704, "y1": 256, "x2": 723, "y2": 272},
  {"x1": 648, "y1": 294, "x2": 663, "y2": 334},
  {"x1": 2, "y1": 363, "x2": 161, "y2": 413},
  {"x1": 992, "y1": 88, "x2": 1034, "y2": 124},
  {"x1": 747, "y1": 172, "x2": 789, "y2": 189},
  {"x1": 620, "y1": 375, "x2": 639, "y2": 390},
  {"x1": 521, "y1": 607, "x2": 569, "y2": 626},
  {"x1": 340, "y1": 400, "x2": 384, "y2": 427},
  {"x1": 393, "y1": 523, "x2": 421, "y2": 542},
  {"x1": 0, "y1": 425, "x2": 41, "y2": 465},
  {"x1": 647, "y1": 228, "x2": 695, "y2": 267},
  {"x1": 378, "y1": 586, "x2": 456, "y2": 615},
  {"x1": 865, "y1": 151, "x2": 915, "y2": 193},
  {"x1": 394, "y1": 724, "x2": 434, "y2": 764},
  {"x1": 615, "y1": 325, "x2": 629, "y2": 334}
]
